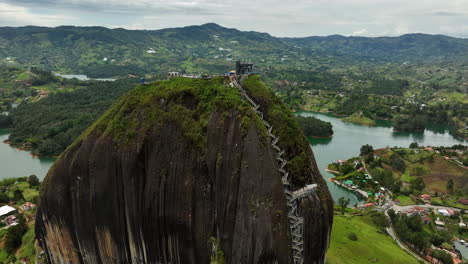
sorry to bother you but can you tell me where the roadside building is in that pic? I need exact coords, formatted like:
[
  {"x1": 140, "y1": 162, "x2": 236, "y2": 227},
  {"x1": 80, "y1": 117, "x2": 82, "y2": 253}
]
[
  {"x1": 435, "y1": 218, "x2": 445, "y2": 226},
  {"x1": 437, "y1": 209, "x2": 450, "y2": 217},
  {"x1": 0, "y1": 205, "x2": 16, "y2": 218},
  {"x1": 413, "y1": 206, "x2": 426, "y2": 215},
  {"x1": 458, "y1": 198, "x2": 468, "y2": 205},
  {"x1": 21, "y1": 202, "x2": 36, "y2": 211},
  {"x1": 422, "y1": 216, "x2": 431, "y2": 224},
  {"x1": 421, "y1": 194, "x2": 431, "y2": 203}
]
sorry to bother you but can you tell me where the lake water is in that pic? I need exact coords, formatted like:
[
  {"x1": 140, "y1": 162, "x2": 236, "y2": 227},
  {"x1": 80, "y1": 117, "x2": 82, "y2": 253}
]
[
  {"x1": 0, "y1": 129, "x2": 55, "y2": 180},
  {"x1": 298, "y1": 112, "x2": 467, "y2": 205},
  {"x1": 55, "y1": 74, "x2": 116, "y2": 82}
]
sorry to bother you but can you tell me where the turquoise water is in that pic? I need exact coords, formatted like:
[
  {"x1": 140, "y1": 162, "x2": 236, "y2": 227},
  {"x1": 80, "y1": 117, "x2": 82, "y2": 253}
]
[
  {"x1": 0, "y1": 129, "x2": 55, "y2": 180},
  {"x1": 297, "y1": 112, "x2": 467, "y2": 205}
]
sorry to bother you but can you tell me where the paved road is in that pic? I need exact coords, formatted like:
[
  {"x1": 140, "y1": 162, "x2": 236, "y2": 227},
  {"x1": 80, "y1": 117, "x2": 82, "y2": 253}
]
[
  {"x1": 393, "y1": 204, "x2": 462, "y2": 213},
  {"x1": 384, "y1": 210, "x2": 429, "y2": 263}
]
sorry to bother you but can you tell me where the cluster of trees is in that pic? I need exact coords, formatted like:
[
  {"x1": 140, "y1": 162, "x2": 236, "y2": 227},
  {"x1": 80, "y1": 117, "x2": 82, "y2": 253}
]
[
  {"x1": 393, "y1": 114, "x2": 427, "y2": 132},
  {"x1": 388, "y1": 210, "x2": 457, "y2": 264},
  {"x1": 4, "y1": 214, "x2": 28, "y2": 254},
  {"x1": 431, "y1": 250, "x2": 454, "y2": 264},
  {"x1": 8, "y1": 79, "x2": 137, "y2": 156},
  {"x1": 295, "y1": 115, "x2": 334, "y2": 137},
  {"x1": 30, "y1": 67, "x2": 60, "y2": 86},
  {"x1": 0, "y1": 114, "x2": 12, "y2": 128},
  {"x1": 368, "y1": 78, "x2": 409, "y2": 96},
  {"x1": 389, "y1": 211, "x2": 430, "y2": 253}
]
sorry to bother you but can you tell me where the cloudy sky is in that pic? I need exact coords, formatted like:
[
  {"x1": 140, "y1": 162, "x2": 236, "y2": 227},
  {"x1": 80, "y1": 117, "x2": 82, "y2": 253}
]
[{"x1": 1, "y1": 0, "x2": 468, "y2": 37}]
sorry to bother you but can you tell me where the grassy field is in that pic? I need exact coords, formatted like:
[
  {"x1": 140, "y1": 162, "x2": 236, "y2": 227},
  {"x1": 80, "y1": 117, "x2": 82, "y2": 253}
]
[
  {"x1": 326, "y1": 215, "x2": 419, "y2": 264},
  {"x1": 422, "y1": 155, "x2": 466, "y2": 193},
  {"x1": 395, "y1": 195, "x2": 415, "y2": 206}
]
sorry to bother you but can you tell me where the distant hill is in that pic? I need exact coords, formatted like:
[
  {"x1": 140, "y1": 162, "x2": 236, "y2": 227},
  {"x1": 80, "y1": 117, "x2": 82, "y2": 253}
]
[{"x1": 1, "y1": 23, "x2": 468, "y2": 77}]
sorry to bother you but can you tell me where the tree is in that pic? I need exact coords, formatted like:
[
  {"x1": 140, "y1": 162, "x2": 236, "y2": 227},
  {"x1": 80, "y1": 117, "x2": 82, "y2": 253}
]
[
  {"x1": 431, "y1": 249, "x2": 454, "y2": 264},
  {"x1": 28, "y1": 174, "x2": 40, "y2": 187},
  {"x1": 409, "y1": 142, "x2": 419, "y2": 148},
  {"x1": 13, "y1": 189, "x2": 24, "y2": 203},
  {"x1": 410, "y1": 178, "x2": 425, "y2": 192},
  {"x1": 360, "y1": 144, "x2": 374, "y2": 156},
  {"x1": 338, "y1": 197, "x2": 350, "y2": 215},
  {"x1": 0, "y1": 193, "x2": 10, "y2": 204},
  {"x1": 447, "y1": 179, "x2": 454, "y2": 194},
  {"x1": 388, "y1": 209, "x2": 396, "y2": 221},
  {"x1": 4, "y1": 214, "x2": 27, "y2": 254},
  {"x1": 347, "y1": 232, "x2": 358, "y2": 241},
  {"x1": 389, "y1": 153, "x2": 406, "y2": 172}
]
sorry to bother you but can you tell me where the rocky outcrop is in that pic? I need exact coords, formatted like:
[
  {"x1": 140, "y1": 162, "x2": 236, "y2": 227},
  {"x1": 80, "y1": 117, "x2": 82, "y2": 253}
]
[{"x1": 36, "y1": 76, "x2": 333, "y2": 264}]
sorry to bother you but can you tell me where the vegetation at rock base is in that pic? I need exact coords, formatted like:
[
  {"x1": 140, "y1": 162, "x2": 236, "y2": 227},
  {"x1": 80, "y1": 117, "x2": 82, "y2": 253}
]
[
  {"x1": 338, "y1": 197, "x2": 350, "y2": 215},
  {"x1": 0, "y1": 177, "x2": 41, "y2": 263},
  {"x1": 295, "y1": 115, "x2": 333, "y2": 138}
]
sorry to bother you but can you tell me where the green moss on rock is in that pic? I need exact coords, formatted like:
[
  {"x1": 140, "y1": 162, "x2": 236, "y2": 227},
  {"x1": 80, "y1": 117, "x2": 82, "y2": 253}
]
[
  {"x1": 242, "y1": 75, "x2": 314, "y2": 186},
  {"x1": 69, "y1": 77, "x2": 267, "y2": 152}
]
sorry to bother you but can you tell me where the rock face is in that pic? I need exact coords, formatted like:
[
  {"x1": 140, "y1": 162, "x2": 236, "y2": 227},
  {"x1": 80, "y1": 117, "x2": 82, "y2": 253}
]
[{"x1": 36, "y1": 76, "x2": 333, "y2": 264}]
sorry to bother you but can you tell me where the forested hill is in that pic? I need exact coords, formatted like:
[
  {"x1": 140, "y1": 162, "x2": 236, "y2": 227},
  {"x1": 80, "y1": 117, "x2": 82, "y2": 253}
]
[
  {"x1": 2, "y1": 24, "x2": 468, "y2": 77},
  {"x1": 282, "y1": 33, "x2": 468, "y2": 63}
]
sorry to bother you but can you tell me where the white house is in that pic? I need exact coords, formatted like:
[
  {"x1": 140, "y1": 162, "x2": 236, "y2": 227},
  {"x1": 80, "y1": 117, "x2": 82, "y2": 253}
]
[{"x1": 0, "y1": 205, "x2": 16, "y2": 218}]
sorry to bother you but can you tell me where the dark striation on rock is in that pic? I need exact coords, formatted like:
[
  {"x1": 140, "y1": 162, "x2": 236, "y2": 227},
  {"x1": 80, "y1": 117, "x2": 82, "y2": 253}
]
[{"x1": 36, "y1": 76, "x2": 333, "y2": 264}]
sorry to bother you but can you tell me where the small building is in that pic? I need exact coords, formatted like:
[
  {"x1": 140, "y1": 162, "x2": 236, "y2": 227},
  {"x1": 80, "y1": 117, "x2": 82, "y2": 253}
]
[
  {"x1": 21, "y1": 202, "x2": 36, "y2": 211},
  {"x1": 459, "y1": 222, "x2": 467, "y2": 228},
  {"x1": 435, "y1": 218, "x2": 445, "y2": 226},
  {"x1": 235, "y1": 61, "x2": 254, "y2": 75},
  {"x1": 422, "y1": 216, "x2": 431, "y2": 224},
  {"x1": 437, "y1": 209, "x2": 450, "y2": 217},
  {"x1": 4, "y1": 215, "x2": 17, "y2": 225},
  {"x1": 337, "y1": 160, "x2": 346, "y2": 165},
  {"x1": 0, "y1": 205, "x2": 16, "y2": 218},
  {"x1": 421, "y1": 194, "x2": 431, "y2": 201},
  {"x1": 413, "y1": 206, "x2": 426, "y2": 215},
  {"x1": 458, "y1": 198, "x2": 468, "y2": 205},
  {"x1": 167, "y1": 72, "x2": 180, "y2": 79},
  {"x1": 424, "y1": 147, "x2": 433, "y2": 151},
  {"x1": 360, "y1": 203, "x2": 375, "y2": 208},
  {"x1": 394, "y1": 199, "x2": 401, "y2": 205}
]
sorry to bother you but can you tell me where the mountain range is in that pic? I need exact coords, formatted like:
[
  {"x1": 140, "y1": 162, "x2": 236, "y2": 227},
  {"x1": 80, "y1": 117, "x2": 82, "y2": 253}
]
[{"x1": 1, "y1": 23, "x2": 468, "y2": 77}]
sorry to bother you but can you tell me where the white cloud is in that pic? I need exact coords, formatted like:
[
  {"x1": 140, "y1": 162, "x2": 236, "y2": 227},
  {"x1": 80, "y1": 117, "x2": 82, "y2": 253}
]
[
  {"x1": 0, "y1": 2, "x2": 74, "y2": 26},
  {"x1": 1, "y1": 0, "x2": 468, "y2": 38},
  {"x1": 351, "y1": 29, "x2": 368, "y2": 36}
]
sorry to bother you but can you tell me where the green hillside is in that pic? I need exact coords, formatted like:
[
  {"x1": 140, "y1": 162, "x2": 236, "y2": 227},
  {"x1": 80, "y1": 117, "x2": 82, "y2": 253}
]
[
  {"x1": 327, "y1": 215, "x2": 419, "y2": 264},
  {"x1": 3, "y1": 24, "x2": 468, "y2": 78}
]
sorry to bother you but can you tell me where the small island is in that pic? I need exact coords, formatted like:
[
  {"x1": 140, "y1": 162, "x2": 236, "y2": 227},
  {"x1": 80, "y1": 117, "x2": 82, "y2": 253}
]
[{"x1": 295, "y1": 115, "x2": 334, "y2": 138}]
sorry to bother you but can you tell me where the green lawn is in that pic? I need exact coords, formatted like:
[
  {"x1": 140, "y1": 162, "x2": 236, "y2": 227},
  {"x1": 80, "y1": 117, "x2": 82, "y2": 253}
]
[
  {"x1": 395, "y1": 195, "x2": 415, "y2": 206},
  {"x1": 326, "y1": 215, "x2": 419, "y2": 264},
  {"x1": 17, "y1": 225, "x2": 36, "y2": 263}
]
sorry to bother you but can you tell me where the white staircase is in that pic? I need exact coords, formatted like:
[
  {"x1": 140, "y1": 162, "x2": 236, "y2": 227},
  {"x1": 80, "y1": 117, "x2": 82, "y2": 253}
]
[{"x1": 231, "y1": 76, "x2": 317, "y2": 264}]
